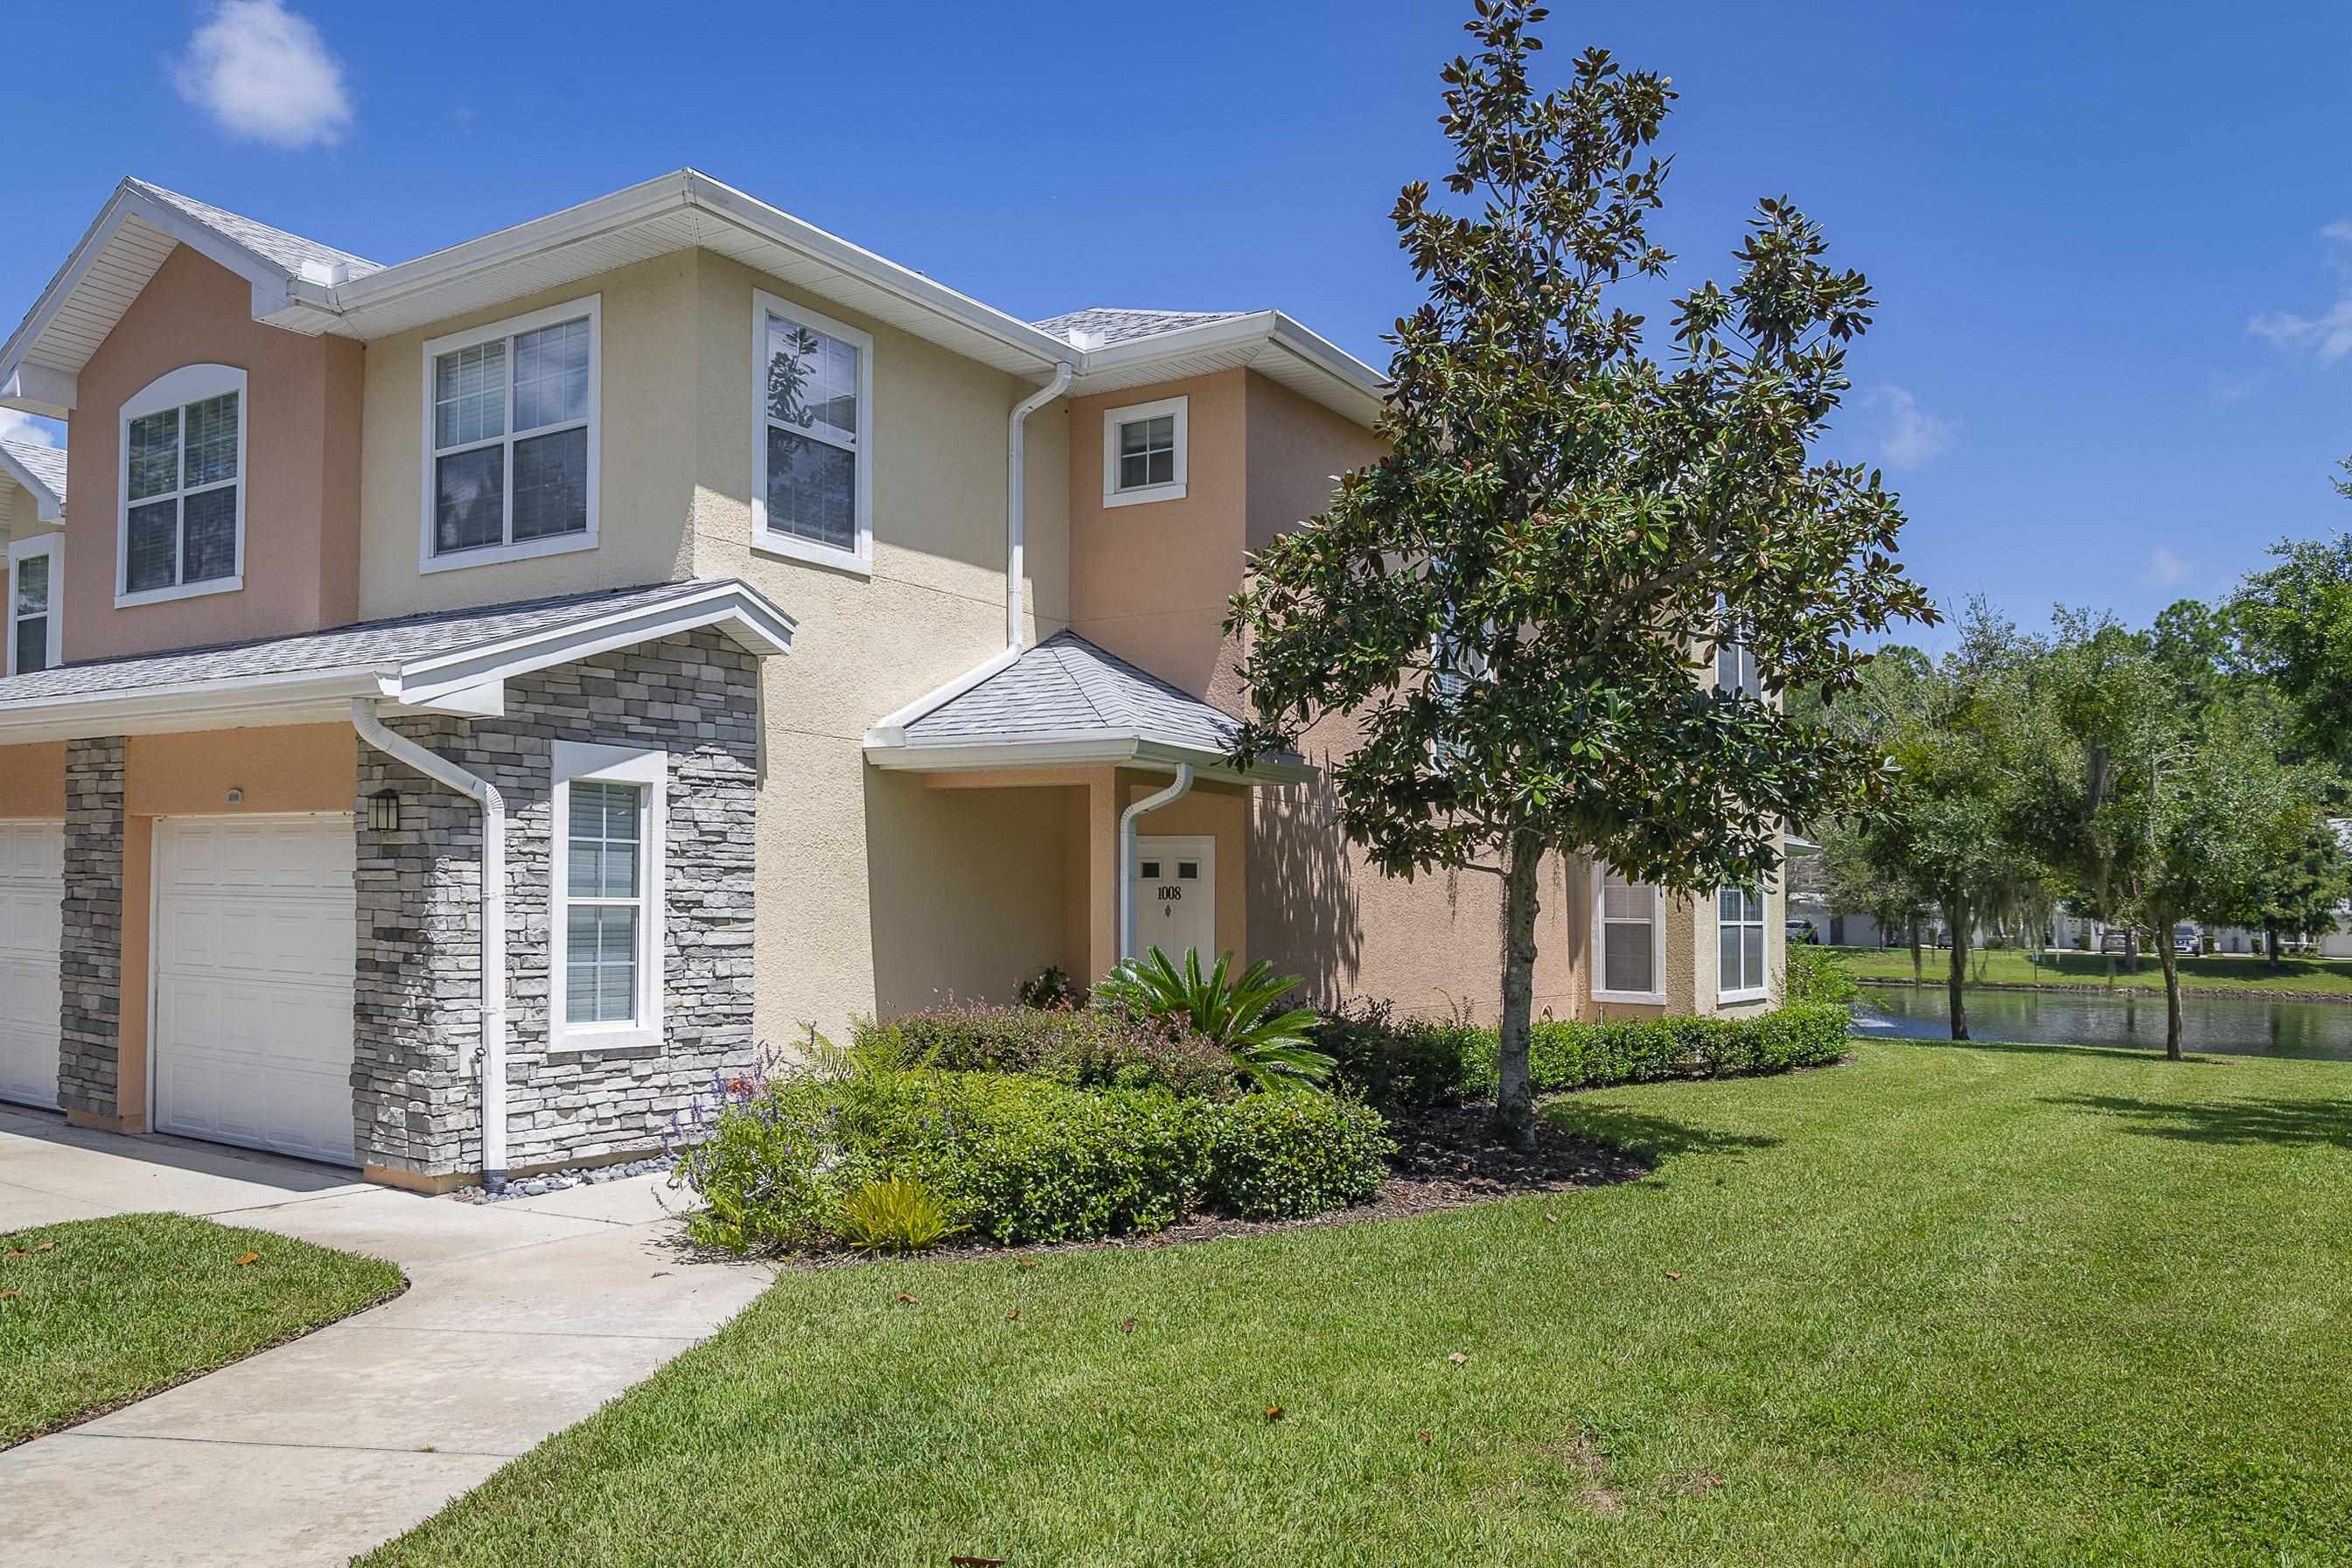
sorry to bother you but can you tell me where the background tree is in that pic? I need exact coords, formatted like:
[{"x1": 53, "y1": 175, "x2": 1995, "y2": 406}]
[
  {"x1": 2230, "y1": 533, "x2": 2352, "y2": 767},
  {"x1": 1225, "y1": 1, "x2": 1936, "y2": 1143}
]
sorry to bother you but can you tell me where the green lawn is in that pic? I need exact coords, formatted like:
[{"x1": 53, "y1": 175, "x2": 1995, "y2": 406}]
[
  {"x1": 1832, "y1": 943, "x2": 2352, "y2": 996},
  {"x1": 1, "y1": 1212, "x2": 404, "y2": 1447},
  {"x1": 364, "y1": 1042, "x2": 2352, "y2": 1567}
]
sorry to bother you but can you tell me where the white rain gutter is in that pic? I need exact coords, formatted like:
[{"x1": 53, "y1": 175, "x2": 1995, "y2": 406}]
[
  {"x1": 1117, "y1": 763, "x2": 1195, "y2": 961},
  {"x1": 351, "y1": 699, "x2": 511, "y2": 1192},
  {"x1": 1006, "y1": 362, "x2": 1073, "y2": 650}
]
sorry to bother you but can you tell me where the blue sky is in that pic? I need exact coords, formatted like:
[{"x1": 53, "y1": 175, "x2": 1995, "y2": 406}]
[{"x1": 8, "y1": 1, "x2": 2352, "y2": 647}]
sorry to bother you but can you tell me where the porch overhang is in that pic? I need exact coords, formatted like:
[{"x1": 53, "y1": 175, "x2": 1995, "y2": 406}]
[{"x1": 863, "y1": 729, "x2": 1314, "y2": 786}]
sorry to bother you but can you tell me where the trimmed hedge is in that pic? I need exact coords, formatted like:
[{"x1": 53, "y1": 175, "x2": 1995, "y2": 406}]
[
  {"x1": 856, "y1": 1006, "x2": 1239, "y2": 1101},
  {"x1": 1320, "y1": 1000, "x2": 1852, "y2": 1109},
  {"x1": 679, "y1": 1067, "x2": 1392, "y2": 1252}
]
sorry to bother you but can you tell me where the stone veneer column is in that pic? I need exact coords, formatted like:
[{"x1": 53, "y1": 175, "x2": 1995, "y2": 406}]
[{"x1": 58, "y1": 736, "x2": 127, "y2": 1120}]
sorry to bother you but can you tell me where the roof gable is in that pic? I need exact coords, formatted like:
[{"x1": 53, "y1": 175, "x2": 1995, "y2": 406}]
[{"x1": 0, "y1": 438, "x2": 65, "y2": 519}]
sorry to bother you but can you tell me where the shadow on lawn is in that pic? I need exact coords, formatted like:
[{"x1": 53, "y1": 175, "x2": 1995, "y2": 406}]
[
  {"x1": 1540, "y1": 1104, "x2": 1781, "y2": 1165},
  {"x1": 2041, "y1": 1093, "x2": 2352, "y2": 1151}
]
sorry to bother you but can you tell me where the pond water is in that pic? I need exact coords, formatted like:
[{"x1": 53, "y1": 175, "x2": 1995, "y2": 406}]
[{"x1": 1852, "y1": 983, "x2": 2352, "y2": 1062}]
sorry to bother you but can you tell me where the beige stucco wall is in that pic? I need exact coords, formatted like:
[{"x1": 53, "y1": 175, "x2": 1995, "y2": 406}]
[
  {"x1": 0, "y1": 743, "x2": 66, "y2": 818},
  {"x1": 355, "y1": 254, "x2": 700, "y2": 620},
  {"x1": 680, "y1": 252, "x2": 1073, "y2": 1042},
  {"x1": 68, "y1": 246, "x2": 363, "y2": 661}
]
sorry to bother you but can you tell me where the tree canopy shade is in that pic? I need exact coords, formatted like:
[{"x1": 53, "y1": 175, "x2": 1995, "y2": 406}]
[{"x1": 1224, "y1": 0, "x2": 1936, "y2": 1141}]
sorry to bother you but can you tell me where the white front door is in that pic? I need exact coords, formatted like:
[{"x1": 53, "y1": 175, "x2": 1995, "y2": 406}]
[
  {"x1": 152, "y1": 815, "x2": 358, "y2": 1166},
  {"x1": 1134, "y1": 835, "x2": 1217, "y2": 964},
  {"x1": 0, "y1": 820, "x2": 62, "y2": 1109}
]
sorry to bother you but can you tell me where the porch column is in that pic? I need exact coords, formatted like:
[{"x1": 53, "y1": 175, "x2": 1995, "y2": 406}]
[{"x1": 1085, "y1": 770, "x2": 1120, "y2": 984}]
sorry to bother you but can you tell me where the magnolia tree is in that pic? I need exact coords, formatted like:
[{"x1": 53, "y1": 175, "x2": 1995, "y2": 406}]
[{"x1": 1224, "y1": 1, "x2": 1935, "y2": 1142}]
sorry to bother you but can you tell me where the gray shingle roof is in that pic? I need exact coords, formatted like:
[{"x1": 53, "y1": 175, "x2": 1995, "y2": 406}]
[
  {"x1": 0, "y1": 438, "x2": 65, "y2": 506},
  {"x1": 902, "y1": 631, "x2": 1246, "y2": 753},
  {"x1": 0, "y1": 581, "x2": 717, "y2": 706},
  {"x1": 128, "y1": 179, "x2": 382, "y2": 281},
  {"x1": 1030, "y1": 307, "x2": 1249, "y2": 349}
]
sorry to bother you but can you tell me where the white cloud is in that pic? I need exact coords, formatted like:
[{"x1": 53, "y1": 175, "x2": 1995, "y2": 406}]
[
  {"x1": 1863, "y1": 384, "x2": 1957, "y2": 470},
  {"x1": 2142, "y1": 546, "x2": 2191, "y2": 590},
  {"x1": 0, "y1": 410, "x2": 61, "y2": 449},
  {"x1": 2248, "y1": 220, "x2": 2352, "y2": 363},
  {"x1": 174, "y1": 1, "x2": 352, "y2": 150}
]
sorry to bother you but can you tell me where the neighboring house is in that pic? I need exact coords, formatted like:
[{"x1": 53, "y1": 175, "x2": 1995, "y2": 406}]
[
  {"x1": 1, "y1": 435, "x2": 66, "y2": 678},
  {"x1": 0, "y1": 171, "x2": 1783, "y2": 1191}
]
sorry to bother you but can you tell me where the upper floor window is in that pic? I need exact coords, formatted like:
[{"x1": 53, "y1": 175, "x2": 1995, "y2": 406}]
[
  {"x1": 1714, "y1": 616, "x2": 1759, "y2": 695},
  {"x1": 8, "y1": 534, "x2": 60, "y2": 675},
  {"x1": 1594, "y1": 865, "x2": 1665, "y2": 1004},
  {"x1": 1103, "y1": 394, "x2": 1188, "y2": 507},
  {"x1": 753, "y1": 290, "x2": 873, "y2": 575},
  {"x1": 1718, "y1": 883, "x2": 1768, "y2": 1001},
  {"x1": 118, "y1": 363, "x2": 245, "y2": 607},
  {"x1": 421, "y1": 296, "x2": 600, "y2": 574}
]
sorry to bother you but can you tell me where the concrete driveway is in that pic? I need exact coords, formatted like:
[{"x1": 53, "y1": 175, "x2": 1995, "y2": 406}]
[{"x1": 0, "y1": 1105, "x2": 774, "y2": 1567}]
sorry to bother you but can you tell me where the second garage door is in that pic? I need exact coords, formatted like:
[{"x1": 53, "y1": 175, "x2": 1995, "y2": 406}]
[{"x1": 152, "y1": 815, "x2": 358, "y2": 1166}]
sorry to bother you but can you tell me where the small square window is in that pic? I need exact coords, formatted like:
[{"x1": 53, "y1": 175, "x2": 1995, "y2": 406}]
[
  {"x1": 1177, "y1": 861, "x2": 1199, "y2": 880},
  {"x1": 1102, "y1": 396, "x2": 1188, "y2": 507},
  {"x1": 1140, "y1": 861, "x2": 1162, "y2": 880}
]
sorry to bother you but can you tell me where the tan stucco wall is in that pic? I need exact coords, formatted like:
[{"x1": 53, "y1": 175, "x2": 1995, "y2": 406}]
[
  {"x1": 356, "y1": 254, "x2": 700, "y2": 620},
  {"x1": 680, "y1": 252, "x2": 1071, "y2": 1042},
  {"x1": 1243, "y1": 371, "x2": 1383, "y2": 554},
  {"x1": 67, "y1": 246, "x2": 362, "y2": 662},
  {"x1": 0, "y1": 477, "x2": 27, "y2": 536},
  {"x1": 0, "y1": 743, "x2": 66, "y2": 818}
]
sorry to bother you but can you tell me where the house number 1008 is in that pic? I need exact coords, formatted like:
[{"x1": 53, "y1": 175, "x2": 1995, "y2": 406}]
[{"x1": 1158, "y1": 887, "x2": 1182, "y2": 901}]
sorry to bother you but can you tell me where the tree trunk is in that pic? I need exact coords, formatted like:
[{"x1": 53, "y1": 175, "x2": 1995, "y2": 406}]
[
  {"x1": 2156, "y1": 938, "x2": 2184, "y2": 1061},
  {"x1": 1909, "y1": 916, "x2": 1923, "y2": 986},
  {"x1": 1493, "y1": 829, "x2": 1545, "y2": 1150},
  {"x1": 1945, "y1": 895, "x2": 1970, "y2": 1042},
  {"x1": 2265, "y1": 922, "x2": 2280, "y2": 972}
]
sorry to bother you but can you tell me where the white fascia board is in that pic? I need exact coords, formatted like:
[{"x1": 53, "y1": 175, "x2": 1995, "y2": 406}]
[
  {"x1": 0, "y1": 181, "x2": 312, "y2": 399},
  {"x1": 865, "y1": 729, "x2": 1316, "y2": 786},
  {"x1": 0, "y1": 667, "x2": 388, "y2": 744},
  {"x1": 387, "y1": 580, "x2": 796, "y2": 707},
  {"x1": 0, "y1": 364, "x2": 77, "y2": 420},
  {"x1": 863, "y1": 646, "x2": 1022, "y2": 747},
  {"x1": 0, "y1": 447, "x2": 62, "y2": 521},
  {"x1": 311, "y1": 170, "x2": 1079, "y2": 374}
]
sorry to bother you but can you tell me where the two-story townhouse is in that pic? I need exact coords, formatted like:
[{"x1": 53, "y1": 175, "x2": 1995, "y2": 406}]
[{"x1": 0, "y1": 171, "x2": 1783, "y2": 1193}]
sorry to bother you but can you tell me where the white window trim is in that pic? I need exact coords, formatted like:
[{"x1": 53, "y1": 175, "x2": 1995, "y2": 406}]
[
  {"x1": 7, "y1": 533, "x2": 61, "y2": 675},
  {"x1": 548, "y1": 739, "x2": 667, "y2": 1050},
  {"x1": 750, "y1": 289, "x2": 874, "y2": 576},
  {"x1": 1717, "y1": 883, "x2": 1770, "y2": 1004},
  {"x1": 1592, "y1": 863, "x2": 1667, "y2": 1006},
  {"x1": 1102, "y1": 394, "x2": 1189, "y2": 508},
  {"x1": 116, "y1": 362, "x2": 247, "y2": 608},
  {"x1": 418, "y1": 295, "x2": 602, "y2": 575}
]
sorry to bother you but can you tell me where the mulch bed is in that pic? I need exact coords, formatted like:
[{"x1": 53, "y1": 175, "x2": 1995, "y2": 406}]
[{"x1": 750, "y1": 1104, "x2": 1647, "y2": 1271}]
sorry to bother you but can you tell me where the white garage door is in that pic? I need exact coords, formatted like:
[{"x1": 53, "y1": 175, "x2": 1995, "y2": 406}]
[
  {"x1": 153, "y1": 815, "x2": 358, "y2": 1166},
  {"x1": 0, "y1": 821, "x2": 63, "y2": 1110}
]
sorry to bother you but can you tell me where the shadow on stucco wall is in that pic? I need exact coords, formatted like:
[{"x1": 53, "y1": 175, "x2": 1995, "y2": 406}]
[{"x1": 1246, "y1": 768, "x2": 1364, "y2": 1007}]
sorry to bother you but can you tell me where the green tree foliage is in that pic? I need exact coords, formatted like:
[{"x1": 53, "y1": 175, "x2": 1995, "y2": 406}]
[
  {"x1": 1224, "y1": 2, "x2": 1935, "y2": 1142},
  {"x1": 2230, "y1": 533, "x2": 2352, "y2": 766}
]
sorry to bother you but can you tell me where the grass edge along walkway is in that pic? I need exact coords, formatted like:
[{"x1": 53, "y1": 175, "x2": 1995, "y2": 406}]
[{"x1": 359, "y1": 1040, "x2": 2352, "y2": 1567}]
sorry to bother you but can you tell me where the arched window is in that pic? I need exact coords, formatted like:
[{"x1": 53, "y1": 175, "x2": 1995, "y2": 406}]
[{"x1": 118, "y1": 363, "x2": 246, "y2": 605}]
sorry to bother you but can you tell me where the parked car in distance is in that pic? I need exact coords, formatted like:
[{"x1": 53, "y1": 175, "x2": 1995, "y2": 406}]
[
  {"x1": 2100, "y1": 930, "x2": 2140, "y2": 958},
  {"x1": 1787, "y1": 919, "x2": 1818, "y2": 945},
  {"x1": 2174, "y1": 926, "x2": 2201, "y2": 956}
]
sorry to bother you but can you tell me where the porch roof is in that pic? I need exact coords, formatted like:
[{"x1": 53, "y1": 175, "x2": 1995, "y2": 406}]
[
  {"x1": 0, "y1": 578, "x2": 793, "y2": 743},
  {"x1": 863, "y1": 631, "x2": 1313, "y2": 784}
]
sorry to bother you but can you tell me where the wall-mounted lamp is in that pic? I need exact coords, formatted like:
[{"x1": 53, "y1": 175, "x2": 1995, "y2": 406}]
[{"x1": 367, "y1": 789, "x2": 401, "y2": 833}]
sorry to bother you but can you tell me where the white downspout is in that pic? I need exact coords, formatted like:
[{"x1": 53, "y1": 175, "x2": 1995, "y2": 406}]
[
  {"x1": 1118, "y1": 763, "x2": 1194, "y2": 962},
  {"x1": 352, "y1": 699, "x2": 510, "y2": 1192},
  {"x1": 1006, "y1": 363, "x2": 1073, "y2": 652}
]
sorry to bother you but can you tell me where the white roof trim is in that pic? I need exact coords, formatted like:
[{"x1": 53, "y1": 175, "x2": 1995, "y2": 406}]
[
  {"x1": 864, "y1": 729, "x2": 1316, "y2": 786},
  {"x1": 0, "y1": 445, "x2": 63, "y2": 521},
  {"x1": 0, "y1": 579, "x2": 795, "y2": 745},
  {"x1": 864, "y1": 645, "x2": 1022, "y2": 747},
  {"x1": 0, "y1": 180, "x2": 339, "y2": 415},
  {"x1": 1064, "y1": 309, "x2": 1388, "y2": 429}
]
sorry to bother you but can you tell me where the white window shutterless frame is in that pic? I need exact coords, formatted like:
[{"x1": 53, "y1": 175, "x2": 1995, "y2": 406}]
[
  {"x1": 419, "y1": 296, "x2": 601, "y2": 574},
  {"x1": 1717, "y1": 884, "x2": 1769, "y2": 1002},
  {"x1": 1593, "y1": 864, "x2": 1665, "y2": 1005},
  {"x1": 548, "y1": 741, "x2": 666, "y2": 1049},
  {"x1": 1102, "y1": 394, "x2": 1188, "y2": 507},
  {"x1": 8, "y1": 534, "x2": 60, "y2": 676},
  {"x1": 118, "y1": 363, "x2": 246, "y2": 607},
  {"x1": 751, "y1": 289, "x2": 873, "y2": 575}
]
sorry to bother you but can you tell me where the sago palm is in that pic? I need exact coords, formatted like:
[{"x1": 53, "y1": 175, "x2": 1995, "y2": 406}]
[{"x1": 1095, "y1": 947, "x2": 1334, "y2": 1092}]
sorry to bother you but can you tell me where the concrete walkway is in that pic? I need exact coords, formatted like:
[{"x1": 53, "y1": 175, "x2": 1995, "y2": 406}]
[{"x1": 0, "y1": 1106, "x2": 774, "y2": 1567}]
